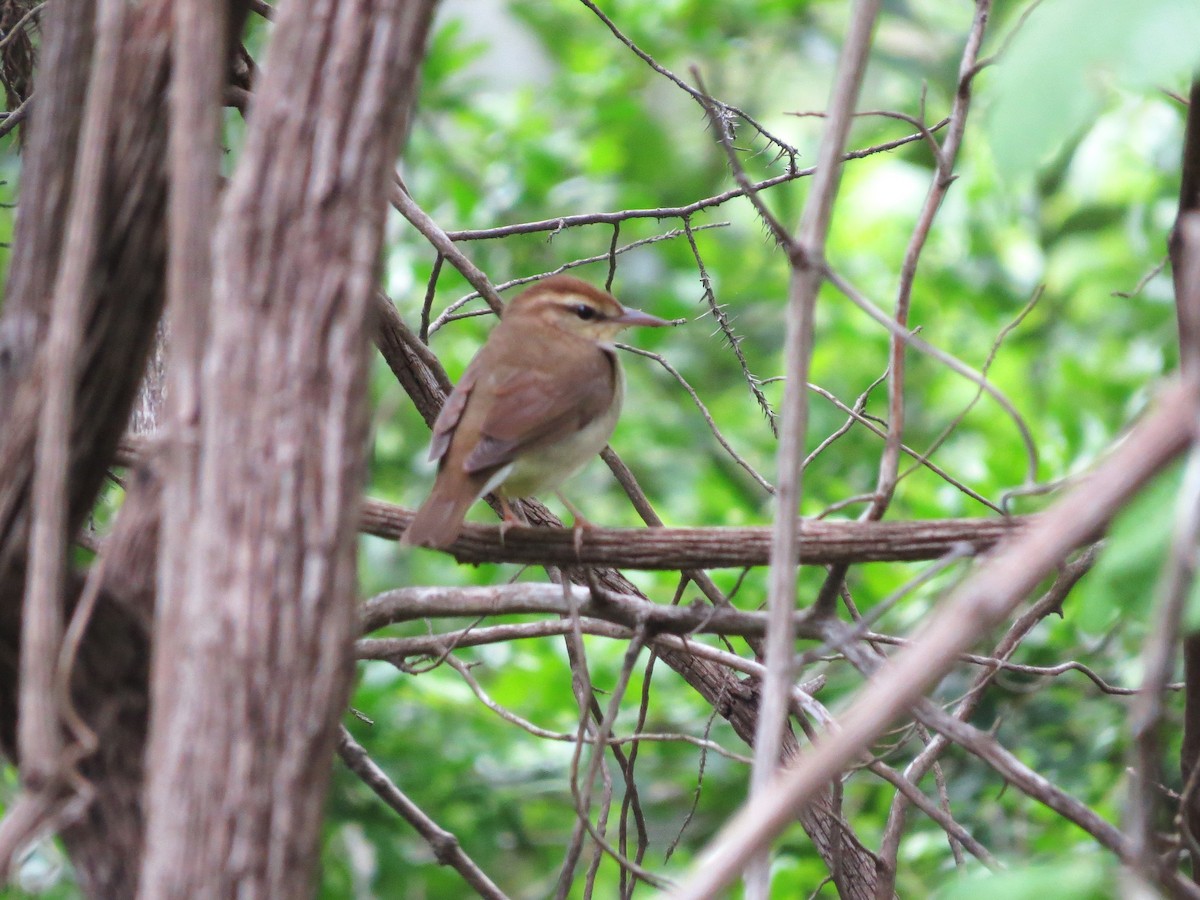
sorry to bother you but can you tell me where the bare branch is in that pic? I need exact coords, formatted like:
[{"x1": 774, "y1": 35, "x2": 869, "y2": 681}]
[
  {"x1": 443, "y1": 123, "x2": 947, "y2": 243},
  {"x1": 752, "y1": 0, "x2": 883, "y2": 887},
  {"x1": 337, "y1": 728, "x2": 510, "y2": 900},
  {"x1": 362, "y1": 497, "x2": 1031, "y2": 569},
  {"x1": 682, "y1": 216, "x2": 778, "y2": 435},
  {"x1": 802, "y1": 379, "x2": 1003, "y2": 513},
  {"x1": 575, "y1": 0, "x2": 798, "y2": 163},
  {"x1": 360, "y1": 582, "x2": 827, "y2": 641},
  {"x1": 867, "y1": 0, "x2": 993, "y2": 523},
  {"x1": 817, "y1": 602, "x2": 1195, "y2": 897},
  {"x1": 618, "y1": 344, "x2": 774, "y2": 494},
  {"x1": 390, "y1": 181, "x2": 506, "y2": 317},
  {"x1": 427, "y1": 223, "x2": 718, "y2": 335},
  {"x1": 690, "y1": 67, "x2": 792, "y2": 248},
  {"x1": 819, "y1": 262, "x2": 1038, "y2": 483}
]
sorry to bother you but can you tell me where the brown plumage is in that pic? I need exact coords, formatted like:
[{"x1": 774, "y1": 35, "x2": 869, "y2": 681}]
[{"x1": 402, "y1": 275, "x2": 669, "y2": 549}]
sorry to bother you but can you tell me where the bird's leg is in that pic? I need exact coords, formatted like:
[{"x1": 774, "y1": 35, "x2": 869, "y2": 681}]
[
  {"x1": 496, "y1": 493, "x2": 526, "y2": 545},
  {"x1": 555, "y1": 491, "x2": 594, "y2": 558}
]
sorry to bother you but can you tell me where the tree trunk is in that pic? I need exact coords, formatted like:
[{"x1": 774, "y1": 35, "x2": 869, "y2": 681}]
[
  {"x1": 0, "y1": 1, "x2": 170, "y2": 892},
  {"x1": 137, "y1": 2, "x2": 437, "y2": 897}
]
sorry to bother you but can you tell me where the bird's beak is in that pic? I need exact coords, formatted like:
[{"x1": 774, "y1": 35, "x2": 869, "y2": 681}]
[{"x1": 612, "y1": 305, "x2": 671, "y2": 328}]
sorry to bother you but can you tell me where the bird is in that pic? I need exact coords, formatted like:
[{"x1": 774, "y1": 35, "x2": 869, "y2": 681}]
[{"x1": 402, "y1": 274, "x2": 670, "y2": 549}]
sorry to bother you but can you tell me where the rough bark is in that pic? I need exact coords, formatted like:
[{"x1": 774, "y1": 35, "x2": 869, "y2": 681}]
[
  {"x1": 0, "y1": 0, "x2": 174, "y2": 590},
  {"x1": 365, "y1": 501, "x2": 1030, "y2": 569},
  {"x1": 136, "y1": 2, "x2": 439, "y2": 897},
  {"x1": 0, "y1": 1, "x2": 171, "y2": 894}
]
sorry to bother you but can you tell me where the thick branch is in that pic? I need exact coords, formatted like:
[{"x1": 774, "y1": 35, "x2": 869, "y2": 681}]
[
  {"x1": 365, "y1": 499, "x2": 1029, "y2": 569},
  {"x1": 360, "y1": 583, "x2": 828, "y2": 640},
  {"x1": 118, "y1": 438, "x2": 1029, "y2": 568}
]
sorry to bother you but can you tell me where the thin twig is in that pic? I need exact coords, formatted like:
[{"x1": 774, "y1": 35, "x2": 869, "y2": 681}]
[
  {"x1": 336, "y1": 728, "x2": 509, "y2": 900},
  {"x1": 691, "y1": 67, "x2": 791, "y2": 247},
  {"x1": 389, "y1": 181, "x2": 506, "y2": 316},
  {"x1": 417, "y1": 252, "x2": 443, "y2": 343},
  {"x1": 576, "y1": 0, "x2": 798, "y2": 163},
  {"x1": 802, "y1": 380, "x2": 1003, "y2": 513},
  {"x1": 866, "y1": 0, "x2": 993, "y2": 526},
  {"x1": 682, "y1": 215, "x2": 778, "y2": 434},
  {"x1": 897, "y1": 285, "x2": 1041, "y2": 488},
  {"x1": 819, "y1": 262, "x2": 1038, "y2": 485},
  {"x1": 617, "y1": 344, "x2": 773, "y2": 493},
  {"x1": 803, "y1": 370, "x2": 886, "y2": 472},
  {"x1": 555, "y1": 574, "x2": 597, "y2": 899},
  {"x1": 566, "y1": 627, "x2": 668, "y2": 892},
  {"x1": 444, "y1": 123, "x2": 948, "y2": 243},
  {"x1": 427, "y1": 223, "x2": 721, "y2": 335}
]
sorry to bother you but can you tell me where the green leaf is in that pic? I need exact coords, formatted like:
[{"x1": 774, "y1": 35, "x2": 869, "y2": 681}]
[{"x1": 984, "y1": 0, "x2": 1200, "y2": 179}]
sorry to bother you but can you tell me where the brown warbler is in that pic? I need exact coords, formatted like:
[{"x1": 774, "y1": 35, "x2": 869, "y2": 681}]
[{"x1": 402, "y1": 274, "x2": 669, "y2": 549}]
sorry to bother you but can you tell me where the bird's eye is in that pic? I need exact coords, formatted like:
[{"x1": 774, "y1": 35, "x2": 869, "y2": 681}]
[{"x1": 573, "y1": 304, "x2": 599, "y2": 321}]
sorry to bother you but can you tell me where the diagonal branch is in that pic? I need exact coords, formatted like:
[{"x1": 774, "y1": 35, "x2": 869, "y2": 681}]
[
  {"x1": 671, "y1": 379, "x2": 1194, "y2": 898},
  {"x1": 755, "y1": 0, "x2": 881, "y2": 807},
  {"x1": 337, "y1": 728, "x2": 509, "y2": 900}
]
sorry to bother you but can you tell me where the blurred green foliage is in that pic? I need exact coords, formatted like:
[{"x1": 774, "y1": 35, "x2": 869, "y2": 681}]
[
  {"x1": 935, "y1": 855, "x2": 1114, "y2": 900},
  {"x1": 344, "y1": 0, "x2": 1196, "y2": 895},
  {"x1": 0, "y1": 0, "x2": 1195, "y2": 897}
]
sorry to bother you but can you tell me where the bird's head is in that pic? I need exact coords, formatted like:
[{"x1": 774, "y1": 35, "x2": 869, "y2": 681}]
[{"x1": 504, "y1": 274, "x2": 670, "y2": 342}]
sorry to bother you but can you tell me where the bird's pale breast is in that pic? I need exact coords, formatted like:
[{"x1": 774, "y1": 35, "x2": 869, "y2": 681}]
[{"x1": 500, "y1": 362, "x2": 624, "y2": 498}]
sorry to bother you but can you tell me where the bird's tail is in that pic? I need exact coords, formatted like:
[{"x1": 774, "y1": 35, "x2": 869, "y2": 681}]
[{"x1": 401, "y1": 479, "x2": 479, "y2": 549}]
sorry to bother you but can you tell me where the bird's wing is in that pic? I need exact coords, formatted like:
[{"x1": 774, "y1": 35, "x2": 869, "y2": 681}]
[
  {"x1": 462, "y1": 349, "x2": 616, "y2": 475},
  {"x1": 427, "y1": 364, "x2": 478, "y2": 462}
]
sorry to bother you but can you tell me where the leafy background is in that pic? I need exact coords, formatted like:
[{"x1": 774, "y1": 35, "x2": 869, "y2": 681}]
[{"x1": 4, "y1": 0, "x2": 1199, "y2": 896}]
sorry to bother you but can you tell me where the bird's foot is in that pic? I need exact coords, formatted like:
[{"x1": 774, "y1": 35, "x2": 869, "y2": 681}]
[
  {"x1": 570, "y1": 517, "x2": 596, "y2": 558},
  {"x1": 497, "y1": 495, "x2": 524, "y2": 545},
  {"x1": 556, "y1": 492, "x2": 594, "y2": 559}
]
